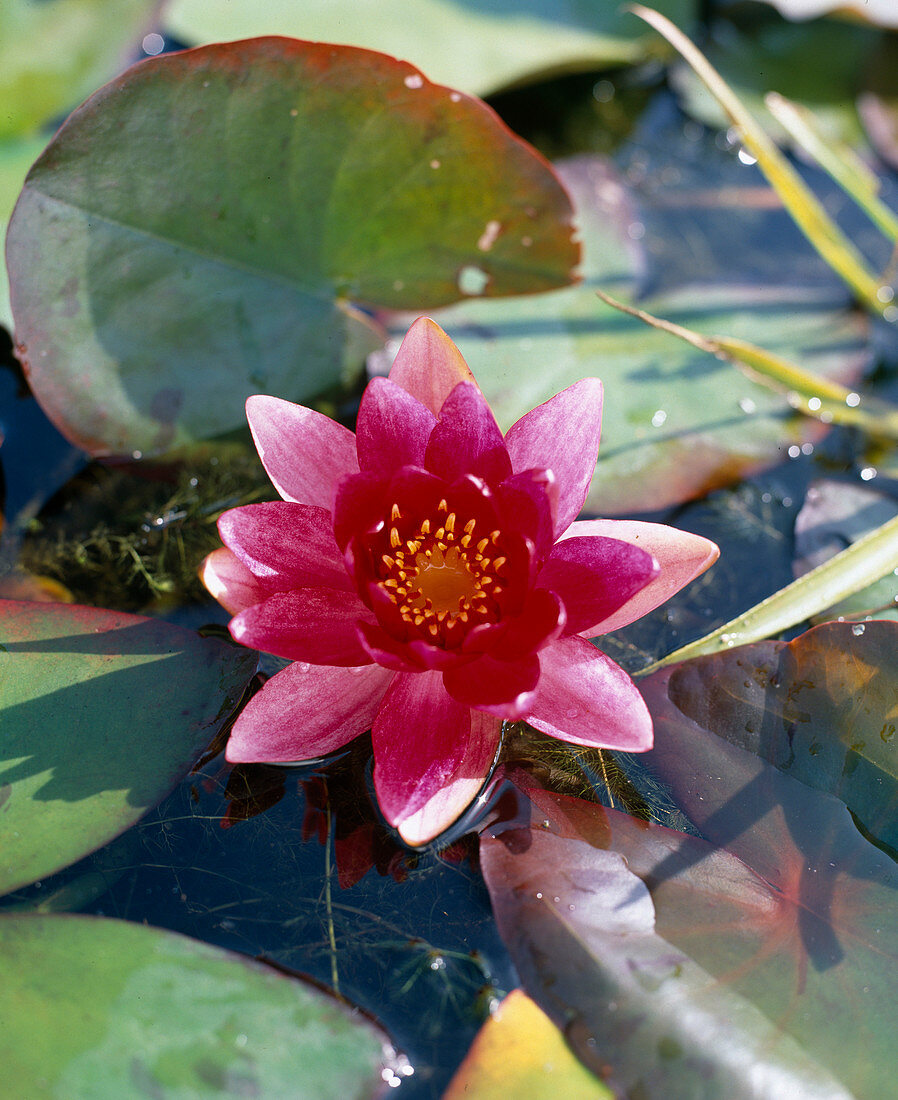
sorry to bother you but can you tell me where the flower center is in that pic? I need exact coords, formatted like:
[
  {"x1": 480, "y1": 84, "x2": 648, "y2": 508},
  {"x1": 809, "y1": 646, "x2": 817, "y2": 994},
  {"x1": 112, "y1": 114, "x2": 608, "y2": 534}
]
[{"x1": 377, "y1": 498, "x2": 507, "y2": 645}]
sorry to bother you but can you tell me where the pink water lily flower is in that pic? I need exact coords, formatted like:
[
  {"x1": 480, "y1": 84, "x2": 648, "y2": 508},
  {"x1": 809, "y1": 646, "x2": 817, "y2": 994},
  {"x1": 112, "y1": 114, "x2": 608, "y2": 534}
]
[{"x1": 201, "y1": 319, "x2": 718, "y2": 845}]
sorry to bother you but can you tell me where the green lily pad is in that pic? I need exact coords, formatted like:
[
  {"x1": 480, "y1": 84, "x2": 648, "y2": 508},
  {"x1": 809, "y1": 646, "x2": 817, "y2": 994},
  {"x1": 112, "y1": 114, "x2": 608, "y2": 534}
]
[
  {"x1": 7, "y1": 37, "x2": 577, "y2": 457},
  {"x1": 164, "y1": 0, "x2": 697, "y2": 97},
  {"x1": 386, "y1": 156, "x2": 868, "y2": 514},
  {"x1": 0, "y1": 0, "x2": 158, "y2": 140},
  {"x1": 0, "y1": 600, "x2": 256, "y2": 897},
  {"x1": 0, "y1": 912, "x2": 390, "y2": 1097},
  {"x1": 0, "y1": 136, "x2": 48, "y2": 331}
]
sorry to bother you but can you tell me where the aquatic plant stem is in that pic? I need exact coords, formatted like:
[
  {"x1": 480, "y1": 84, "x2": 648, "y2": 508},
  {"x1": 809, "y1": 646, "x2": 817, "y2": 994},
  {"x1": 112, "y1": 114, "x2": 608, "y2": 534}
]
[
  {"x1": 637, "y1": 513, "x2": 898, "y2": 675},
  {"x1": 628, "y1": 4, "x2": 888, "y2": 316}
]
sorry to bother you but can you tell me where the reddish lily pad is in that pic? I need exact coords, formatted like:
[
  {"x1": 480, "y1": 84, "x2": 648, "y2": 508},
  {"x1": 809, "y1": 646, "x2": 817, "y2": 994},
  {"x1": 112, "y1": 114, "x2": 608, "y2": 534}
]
[
  {"x1": 7, "y1": 37, "x2": 577, "y2": 457},
  {"x1": 0, "y1": 913, "x2": 390, "y2": 1097},
  {"x1": 652, "y1": 619, "x2": 898, "y2": 848},
  {"x1": 0, "y1": 600, "x2": 256, "y2": 897},
  {"x1": 164, "y1": 0, "x2": 697, "y2": 96},
  {"x1": 481, "y1": 779, "x2": 873, "y2": 1097},
  {"x1": 385, "y1": 156, "x2": 868, "y2": 514}
]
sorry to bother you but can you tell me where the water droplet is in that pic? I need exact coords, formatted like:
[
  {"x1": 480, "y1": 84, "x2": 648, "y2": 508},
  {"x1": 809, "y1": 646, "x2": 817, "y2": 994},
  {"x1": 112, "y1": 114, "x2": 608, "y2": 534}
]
[
  {"x1": 739, "y1": 397, "x2": 757, "y2": 414},
  {"x1": 787, "y1": 445, "x2": 801, "y2": 459},
  {"x1": 851, "y1": 623, "x2": 866, "y2": 636},
  {"x1": 553, "y1": 896, "x2": 561, "y2": 904},
  {"x1": 429, "y1": 158, "x2": 441, "y2": 169},
  {"x1": 800, "y1": 442, "x2": 814, "y2": 455},
  {"x1": 429, "y1": 955, "x2": 446, "y2": 970},
  {"x1": 627, "y1": 220, "x2": 645, "y2": 240},
  {"x1": 290, "y1": 107, "x2": 298, "y2": 117},
  {"x1": 651, "y1": 409, "x2": 667, "y2": 427},
  {"x1": 450, "y1": 91, "x2": 462, "y2": 102},
  {"x1": 884, "y1": 304, "x2": 898, "y2": 323},
  {"x1": 404, "y1": 73, "x2": 424, "y2": 89},
  {"x1": 521, "y1": 235, "x2": 533, "y2": 247},
  {"x1": 877, "y1": 285, "x2": 895, "y2": 303},
  {"x1": 845, "y1": 391, "x2": 860, "y2": 407},
  {"x1": 565, "y1": 707, "x2": 579, "y2": 718},
  {"x1": 477, "y1": 219, "x2": 502, "y2": 252},
  {"x1": 535, "y1": 892, "x2": 543, "y2": 900},
  {"x1": 737, "y1": 147, "x2": 757, "y2": 166},
  {"x1": 860, "y1": 466, "x2": 877, "y2": 481},
  {"x1": 593, "y1": 79, "x2": 614, "y2": 102},
  {"x1": 142, "y1": 32, "x2": 165, "y2": 55},
  {"x1": 235, "y1": 1033, "x2": 248, "y2": 1048},
  {"x1": 457, "y1": 265, "x2": 489, "y2": 296},
  {"x1": 807, "y1": 396, "x2": 822, "y2": 412},
  {"x1": 298, "y1": 661, "x2": 311, "y2": 672}
]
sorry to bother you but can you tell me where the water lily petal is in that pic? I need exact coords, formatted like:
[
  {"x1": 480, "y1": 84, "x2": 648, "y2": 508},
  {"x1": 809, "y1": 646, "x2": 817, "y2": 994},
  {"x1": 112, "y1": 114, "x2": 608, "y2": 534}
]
[
  {"x1": 443, "y1": 652, "x2": 539, "y2": 718},
  {"x1": 504, "y1": 378, "x2": 603, "y2": 536},
  {"x1": 537, "y1": 535, "x2": 658, "y2": 636},
  {"x1": 356, "y1": 378, "x2": 437, "y2": 477},
  {"x1": 219, "y1": 502, "x2": 352, "y2": 591},
  {"x1": 559, "y1": 519, "x2": 720, "y2": 634},
  {"x1": 199, "y1": 547, "x2": 271, "y2": 614},
  {"x1": 425, "y1": 382, "x2": 512, "y2": 485},
  {"x1": 357, "y1": 620, "x2": 425, "y2": 673},
  {"x1": 226, "y1": 661, "x2": 394, "y2": 763},
  {"x1": 231, "y1": 588, "x2": 373, "y2": 666},
  {"x1": 246, "y1": 395, "x2": 358, "y2": 507},
  {"x1": 373, "y1": 670, "x2": 501, "y2": 838},
  {"x1": 488, "y1": 587, "x2": 565, "y2": 661},
  {"x1": 493, "y1": 468, "x2": 557, "y2": 558},
  {"x1": 526, "y1": 635, "x2": 653, "y2": 750},
  {"x1": 387, "y1": 317, "x2": 476, "y2": 416}
]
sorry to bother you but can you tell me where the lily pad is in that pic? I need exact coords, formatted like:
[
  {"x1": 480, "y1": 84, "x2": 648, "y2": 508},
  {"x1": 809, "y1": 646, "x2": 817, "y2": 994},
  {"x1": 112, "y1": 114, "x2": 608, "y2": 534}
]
[
  {"x1": 481, "y1": 778, "x2": 878, "y2": 1097},
  {"x1": 793, "y1": 480, "x2": 898, "y2": 622},
  {"x1": 0, "y1": 0, "x2": 158, "y2": 140},
  {"x1": 761, "y1": 0, "x2": 898, "y2": 29},
  {"x1": 444, "y1": 988, "x2": 612, "y2": 1100},
  {"x1": 652, "y1": 619, "x2": 898, "y2": 849},
  {"x1": 0, "y1": 912, "x2": 390, "y2": 1098},
  {"x1": 164, "y1": 0, "x2": 697, "y2": 97},
  {"x1": 0, "y1": 599, "x2": 256, "y2": 897},
  {"x1": 0, "y1": 136, "x2": 47, "y2": 330},
  {"x1": 7, "y1": 37, "x2": 577, "y2": 457},
  {"x1": 385, "y1": 156, "x2": 868, "y2": 514}
]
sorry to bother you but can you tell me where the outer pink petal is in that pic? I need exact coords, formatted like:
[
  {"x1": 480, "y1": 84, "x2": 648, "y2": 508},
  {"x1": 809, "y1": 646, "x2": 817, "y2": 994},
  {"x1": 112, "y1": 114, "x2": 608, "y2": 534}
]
[
  {"x1": 200, "y1": 548, "x2": 271, "y2": 615},
  {"x1": 387, "y1": 317, "x2": 476, "y2": 416},
  {"x1": 226, "y1": 661, "x2": 394, "y2": 763},
  {"x1": 558, "y1": 519, "x2": 720, "y2": 635},
  {"x1": 525, "y1": 635, "x2": 652, "y2": 751},
  {"x1": 356, "y1": 377, "x2": 437, "y2": 477},
  {"x1": 424, "y1": 382, "x2": 512, "y2": 485},
  {"x1": 246, "y1": 395, "x2": 359, "y2": 508},
  {"x1": 231, "y1": 588, "x2": 374, "y2": 666},
  {"x1": 218, "y1": 502, "x2": 351, "y2": 591},
  {"x1": 504, "y1": 378, "x2": 603, "y2": 537},
  {"x1": 372, "y1": 670, "x2": 502, "y2": 842},
  {"x1": 536, "y1": 535, "x2": 657, "y2": 636}
]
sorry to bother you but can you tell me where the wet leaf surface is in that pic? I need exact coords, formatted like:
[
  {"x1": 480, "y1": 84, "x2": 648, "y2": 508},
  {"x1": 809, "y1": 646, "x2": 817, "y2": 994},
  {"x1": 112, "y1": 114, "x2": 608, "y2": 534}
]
[
  {"x1": 7, "y1": 37, "x2": 577, "y2": 457},
  {"x1": 0, "y1": 912, "x2": 391, "y2": 1098},
  {"x1": 384, "y1": 154, "x2": 869, "y2": 513},
  {"x1": 164, "y1": 0, "x2": 697, "y2": 97},
  {"x1": 0, "y1": 600, "x2": 257, "y2": 896}
]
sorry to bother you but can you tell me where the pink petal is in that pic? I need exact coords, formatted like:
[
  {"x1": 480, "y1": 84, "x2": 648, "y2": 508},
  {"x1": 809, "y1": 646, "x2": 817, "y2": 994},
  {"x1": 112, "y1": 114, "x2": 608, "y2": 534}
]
[
  {"x1": 443, "y1": 652, "x2": 539, "y2": 718},
  {"x1": 493, "y1": 469, "x2": 557, "y2": 558},
  {"x1": 525, "y1": 635, "x2": 653, "y2": 751},
  {"x1": 226, "y1": 661, "x2": 394, "y2": 763},
  {"x1": 231, "y1": 588, "x2": 373, "y2": 666},
  {"x1": 357, "y1": 620, "x2": 424, "y2": 673},
  {"x1": 200, "y1": 548, "x2": 271, "y2": 615},
  {"x1": 536, "y1": 535, "x2": 658, "y2": 636},
  {"x1": 372, "y1": 670, "x2": 501, "y2": 840},
  {"x1": 356, "y1": 377, "x2": 437, "y2": 477},
  {"x1": 493, "y1": 588, "x2": 566, "y2": 660},
  {"x1": 387, "y1": 317, "x2": 476, "y2": 416},
  {"x1": 333, "y1": 471, "x2": 388, "y2": 553},
  {"x1": 504, "y1": 378, "x2": 603, "y2": 536},
  {"x1": 424, "y1": 382, "x2": 512, "y2": 485},
  {"x1": 558, "y1": 520, "x2": 720, "y2": 634},
  {"x1": 246, "y1": 395, "x2": 359, "y2": 508},
  {"x1": 218, "y1": 502, "x2": 351, "y2": 591}
]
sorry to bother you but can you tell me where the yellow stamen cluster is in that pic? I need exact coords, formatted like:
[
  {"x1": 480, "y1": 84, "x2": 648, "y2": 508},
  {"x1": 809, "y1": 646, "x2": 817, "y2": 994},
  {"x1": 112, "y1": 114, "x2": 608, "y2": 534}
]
[{"x1": 378, "y1": 498, "x2": 507, "y2": 644}]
